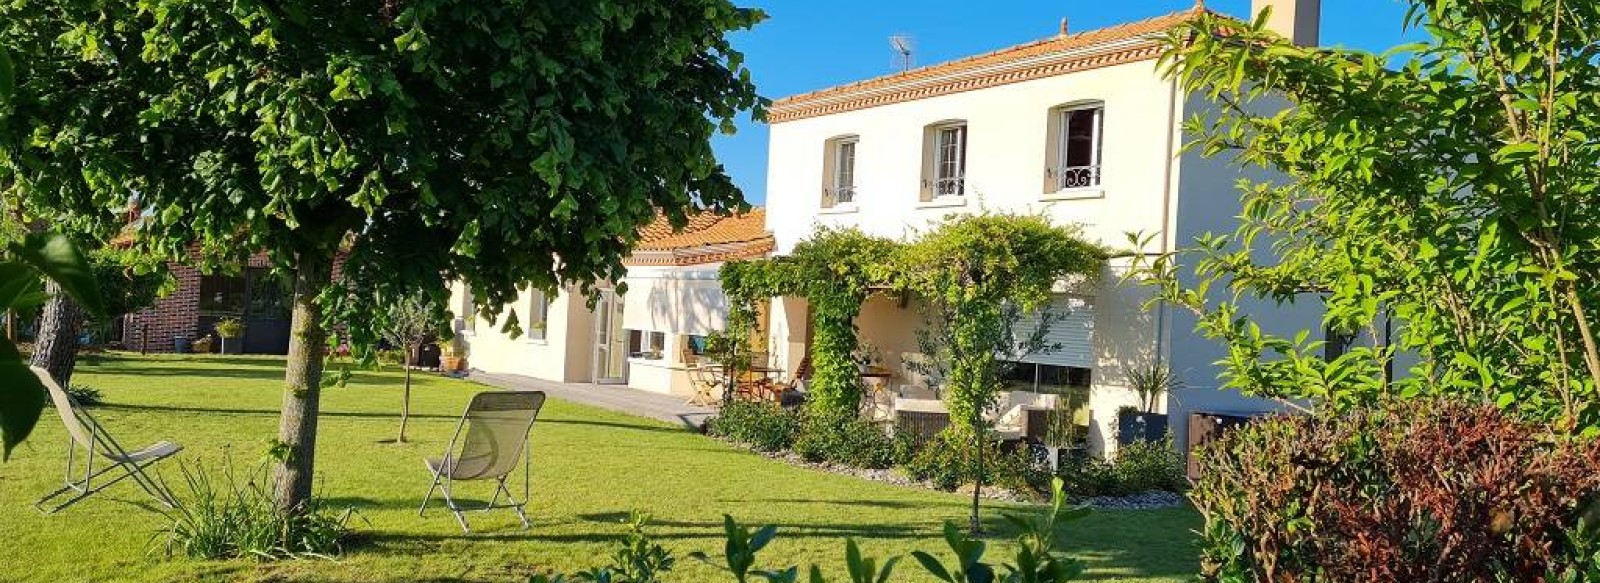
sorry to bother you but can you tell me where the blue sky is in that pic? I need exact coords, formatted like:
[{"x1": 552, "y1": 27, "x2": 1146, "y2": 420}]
[{"x1": 709, "y1": 0, "x2": 1423, "y2": 204}]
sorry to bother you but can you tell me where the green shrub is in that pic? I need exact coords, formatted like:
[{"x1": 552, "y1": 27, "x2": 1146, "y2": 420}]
[
  {"x1": 158, "y1": 458, "x2": 354, "y2": 560},
  {"x1": 705, "y1": 401, "x2": 801, "y2": 453},
  {"x1": 1192, "y1": 399, "x2": 1600, "y2": 582},
  {"x1": 1108, "y1": 438, "x2": 1186, "y2": 494},
  {"x1": 375, "y1": 348, "x2": 407, "y2": 365},
  {"x1": 66, "y1": 384, "x2": 103, "y2": 407},
  {"x1": 791, "y1": 414, "x2": 899, "y2": 469},
  {"x1": 1056, "y1": 456, "x2": 1119, "y2": 498},
  {"x1": 904, "y1": 428, "x2": 1051, "y2": 494},
  {"x1": 1055, "y1": 437, "x2": 1186, "y2": 498}
]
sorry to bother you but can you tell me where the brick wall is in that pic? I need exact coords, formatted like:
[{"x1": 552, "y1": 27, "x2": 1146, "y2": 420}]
[{"x1": 121, "y1": 250, "x2": 348, "y2": 352}]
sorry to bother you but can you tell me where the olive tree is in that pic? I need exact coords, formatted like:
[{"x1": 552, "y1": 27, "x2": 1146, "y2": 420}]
[
  {"x1": 376, "y1": 292, "x2": 444, "y2": 443},
  {"x1": 0, "y1": 0, "x2": 763, "y2": 512},
  {"x1": 1143, "y1": 1, "x2": 1600, "y2": 431}
]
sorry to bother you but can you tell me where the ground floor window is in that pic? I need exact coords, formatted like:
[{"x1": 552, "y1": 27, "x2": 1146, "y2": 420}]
[
  {"x1": 1001, "y1": 362, "x2": 1091, "y2": 392},
  {"x1": 627, "y1": 330, "x2": 668, "y2": 360}
]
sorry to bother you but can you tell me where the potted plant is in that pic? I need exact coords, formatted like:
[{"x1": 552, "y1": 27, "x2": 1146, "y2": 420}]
[
  {"x1": 437, "y1": 339, "x2": 465, "y2": 372},
  {"x1": 1117, "y1": 362, "x2": 1180, "y2": 446},
  {"x1": 215, "y1": 318, "x2": 245, "y2": 354}
]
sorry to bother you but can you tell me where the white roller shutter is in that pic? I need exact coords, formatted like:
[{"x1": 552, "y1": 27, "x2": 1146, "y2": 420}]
[{"x1": 1015, "y1": 295, "x2": 1094, "y2": 368}]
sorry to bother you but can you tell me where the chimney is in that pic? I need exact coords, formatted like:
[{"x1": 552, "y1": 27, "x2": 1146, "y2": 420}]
[{"x1": 1252, "y1": 0, "x2": 1320, "y2": 47}]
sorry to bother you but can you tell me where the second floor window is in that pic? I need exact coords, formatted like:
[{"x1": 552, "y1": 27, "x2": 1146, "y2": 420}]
[
  {"x1": 932, "y1": 123, "x2": 967, "y2": 196},
  {"x1": 822, "y1": 136, "x2": 858, "y2": 207},
  {"x1": 1050, "y1": 104, "x2": 1103, "y2": 191}
]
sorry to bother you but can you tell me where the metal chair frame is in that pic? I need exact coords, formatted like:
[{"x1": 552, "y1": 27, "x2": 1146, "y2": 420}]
[
  {"x1": 419, "y1": 391, "x2": 543, "y2": 533},
  {"x1": 33, "y1": 368, "x2": 180, "y2": 514}
]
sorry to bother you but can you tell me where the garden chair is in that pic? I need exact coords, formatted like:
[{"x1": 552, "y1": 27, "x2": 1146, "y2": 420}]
[
  {"x1": 420, "y1": 390, "x2": 546, "y2": 533},
  {"x1": 30, "y1": 367, "x2": 182, "y2": 513},
  {"x1": 685, "y1": 361, "x2": 723, "y2": 407}
]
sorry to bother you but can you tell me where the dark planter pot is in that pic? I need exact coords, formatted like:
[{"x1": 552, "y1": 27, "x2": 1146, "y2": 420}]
[
  {"x1": 220, "y1": 337, "x2": 243, "y2": 355},
  {"x1": 1117, "y1": 410, "x2": 1169, "y2": 446}
]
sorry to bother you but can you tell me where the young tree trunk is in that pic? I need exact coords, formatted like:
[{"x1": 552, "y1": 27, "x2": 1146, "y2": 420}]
[
  {"x1": 30, "y1": 281, "x2": 86, "y2": 386},
  {"x1": 969, "y1": 421, "x2": 985, "y2": 535},
  {"x1": 398, "y1": 348, "x2": 412, "y2": 443},
  {"x1": 271, "y1": 253, "x2": 332, "y2": 514}
]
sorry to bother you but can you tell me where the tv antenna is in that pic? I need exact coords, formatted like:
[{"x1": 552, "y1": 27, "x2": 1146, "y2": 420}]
[{"x1": 889, "y1": 34, "x2": 915, "y2": 72}]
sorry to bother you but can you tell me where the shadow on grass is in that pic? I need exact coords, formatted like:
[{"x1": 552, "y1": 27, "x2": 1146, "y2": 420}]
[{"x1": 103, "y1": 403, "x2": 694, "y2": 435}]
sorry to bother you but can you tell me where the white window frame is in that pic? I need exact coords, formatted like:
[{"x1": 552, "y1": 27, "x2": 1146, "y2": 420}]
[
  {"x1": 526, "y1": 289, "x2": 549, "y2": 341},
  {"x1": 932, "y1": 123, "x2": 967, "y2": 197},
  {"x1": 1053, "y1": 104, "x2": 1103, "y2": 191},
  {"x1": 627, "y1": 329, "x2": 668, "y2": 360},
  {"x1": 833, "y1": 138, "x2": 857, "y2": 204}
]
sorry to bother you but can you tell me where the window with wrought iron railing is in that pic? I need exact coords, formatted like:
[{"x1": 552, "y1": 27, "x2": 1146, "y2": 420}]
[
  {"x1": 1048, "y1": 104, "x2": 1103, "y2": 191},
  {"x1": 932, "y1": 124, "x2": 967, "y2": 196},
  {"x1": 822, "y1": 136, "x2": 859, "y2": 208}
]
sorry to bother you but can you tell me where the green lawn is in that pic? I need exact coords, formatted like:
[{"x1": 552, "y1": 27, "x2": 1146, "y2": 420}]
[{"x1": 0, "y1": 353, "x2": 1200, "y2": 582}]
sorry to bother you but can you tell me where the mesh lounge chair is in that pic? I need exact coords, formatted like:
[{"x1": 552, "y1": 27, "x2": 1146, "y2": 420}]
[
  {"x1": 31, "y1": 367, "x2": 182, "y2": 513},
  {"x1": 420, "y1": 390, "x2": 545, "y2": 533}
]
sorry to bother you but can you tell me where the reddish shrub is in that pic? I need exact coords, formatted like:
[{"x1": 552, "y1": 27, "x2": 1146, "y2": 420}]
[{"x1": 1192, "y1": 399, "x2": 1600, "y2": 582}]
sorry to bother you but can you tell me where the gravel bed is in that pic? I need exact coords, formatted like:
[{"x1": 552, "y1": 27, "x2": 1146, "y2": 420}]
[{"x1": 1081, "y1": 490, "x2": 1186, "y2": 510}]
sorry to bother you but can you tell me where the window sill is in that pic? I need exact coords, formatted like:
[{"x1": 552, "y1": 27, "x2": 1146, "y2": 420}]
[
  {"x1": 819, "y1": 203, "x2": 859, "y2": 215},
  {"x1": 627, "y1": 357, "x2": 674, "y2": 368},
  {"x1": 523, "y1": 337, "x2": 548, "y2": 346},
  {"x1": 1041, "y1": 187, "x2": 1105, "y2": 201},
  {"x1": 916, "y1": 196, "x2": 967, "y2": 209}
]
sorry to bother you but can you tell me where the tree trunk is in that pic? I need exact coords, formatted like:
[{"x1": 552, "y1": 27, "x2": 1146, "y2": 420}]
[
  {"x1": 271, "y1": 253, "x2": 332, "y2": 514},
  {"x1": 30, "y1": 281, "x2": 86, "y2": 386},
  {"x1": 969, "y1": 423, "x2": 985, "y2": 535},
  {"x1": 398, "y1": 348, "x2": 412, "y2": 443}
]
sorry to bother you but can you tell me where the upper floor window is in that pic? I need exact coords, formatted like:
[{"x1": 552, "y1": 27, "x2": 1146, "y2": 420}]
[
  {"x1": 921, "y1": 121, "x2": 967, "y2": 199},
  {"x1": 526, "y1": 289, "x2": 550, "y2": 340},
  {"x1": 1045, "y1": 103, "x2": 1103, "y2": 191},
  {"x1": 821, "y1": 136, "x2": 858, "y2": 208}
]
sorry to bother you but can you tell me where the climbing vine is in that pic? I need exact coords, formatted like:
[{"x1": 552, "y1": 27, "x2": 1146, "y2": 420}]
[
  {"x1": 721, "y1": 227, "x2": 896, "y2": 419},
  {"x1": 894, "y1": 213, "x2": 1107, "y2": 431},
  {"x1": 723, "y1": 214, "x2": 1105, "y2": 434}
]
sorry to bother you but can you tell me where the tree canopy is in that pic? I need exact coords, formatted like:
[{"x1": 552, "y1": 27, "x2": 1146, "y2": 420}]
[
  {"x1": 1146, "y1": 1, "x2": 1600, "y2": 430},
  {"x1": 0, "y1": 0, "x2": 765, "y2": 507}
]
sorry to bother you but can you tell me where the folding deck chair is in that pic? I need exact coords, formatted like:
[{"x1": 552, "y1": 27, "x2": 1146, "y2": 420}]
[
  {"x1": 420, "y1": 390, "x2": 546, "y2": 533},
  {"x1": 31, "y1": 366, "x2": 182, "y2": 513}
]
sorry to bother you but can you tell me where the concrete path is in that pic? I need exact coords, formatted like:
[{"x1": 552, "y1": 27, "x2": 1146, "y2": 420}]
[{"x1": 469, "y1": 371, "x2": 715, "y2": 430}]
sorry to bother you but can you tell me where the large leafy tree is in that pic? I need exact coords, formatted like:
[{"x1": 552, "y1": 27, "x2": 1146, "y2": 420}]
[
  {"x1": 1143, "y1": 1, "x2": 1600, "y2": 430},
  {"x1": 0, "y1": 0, "x2": 763, "y2": 510}
]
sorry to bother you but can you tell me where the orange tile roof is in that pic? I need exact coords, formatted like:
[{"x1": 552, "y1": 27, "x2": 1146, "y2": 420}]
[
  {"x1": 627, "y1": 208, "x2": 774, "y2": 266},
  {"x1": 769, "y1": 7, "x2": 1214, "y2": 123}
]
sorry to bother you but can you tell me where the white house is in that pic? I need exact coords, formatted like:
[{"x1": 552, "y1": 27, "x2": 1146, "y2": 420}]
[
  {"x1": 449, "y1": 209, "x2": 773, "y2": 395},
  {"x1": 758, "y1": 0, "x2": 1328, "y2": 455}
]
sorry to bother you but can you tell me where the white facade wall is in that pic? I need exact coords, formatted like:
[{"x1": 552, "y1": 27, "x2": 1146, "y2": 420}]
[
  {"x1": 766, "y1": 59, "x2": 1180, "y2": 254},
  {"x1": 765, "y1": 58, "x2": 1312, "y2": 456},
  {"x1": 449, "y1": 282, "x2": 596, "y2": 383}
]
